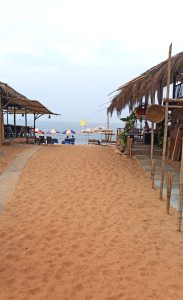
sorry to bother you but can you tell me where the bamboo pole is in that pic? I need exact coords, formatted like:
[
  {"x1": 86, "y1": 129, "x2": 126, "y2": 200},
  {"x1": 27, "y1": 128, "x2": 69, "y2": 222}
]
[
  {"x1": 127, "y1": 137, "x2": 133, "y2": 157},
  {"x1": 116, "y1": 129, "x2": 119, "y2": 146},
  {"x1": 0, "y1": 94, "x2": 2, "y2": 146},
  {"x1": 166, "y1": 171, "x2": 173, "y2": 214},
  {"x1": 151, "y1": 96, "x2": 155, "y2": 160},
  {"x1": 33, "y1": 113, "x2": 36, "y2": 141},
  {"x1": 171, "y1": 127, "x2": 180, "y2": 160},
  {"x1": 167, "y1": 137, "x2": 170, "y2": 159},
  {"x1": 151, "y1": 159, "x2": 157, "y2": 188},
  {"x1": 151, "y1": 123, "x2": 154, "y2": 159},
  {"x1": 1, "y1": 111, "x2": 4, "y2": 144},
  {"x1": 160, "y1": 44, "x2": 172, "y2": 200},
  {"x1": 107, "y1": 112, "x2": 109, "y2": 129},
  {"x1": 177, "y1": 138, "x2": 183, "y2": 231}
]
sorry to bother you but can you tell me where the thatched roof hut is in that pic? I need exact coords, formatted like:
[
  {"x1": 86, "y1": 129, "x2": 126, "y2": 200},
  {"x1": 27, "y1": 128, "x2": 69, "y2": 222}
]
[
  {"x1": 0, "y1": 81, "x2": 58, "y2": 115},
  {"x1": 108, "y1": 51, "x2": 183, "y2": 115},
  {"x1": 0, "y1": 81, "x2": 59, "y2": 145},
  {"x1": 3, "y1": 98, "x2": 56, "y2": 115},
  {"x1": 0, "y1": 82, "x2": 27, "y2": 100}
]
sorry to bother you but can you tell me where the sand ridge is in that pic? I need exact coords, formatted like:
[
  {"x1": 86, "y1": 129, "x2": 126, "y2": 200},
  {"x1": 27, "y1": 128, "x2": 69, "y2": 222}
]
[{"x1": 0, "y1": 145, "x2": 183, "y2": 299}]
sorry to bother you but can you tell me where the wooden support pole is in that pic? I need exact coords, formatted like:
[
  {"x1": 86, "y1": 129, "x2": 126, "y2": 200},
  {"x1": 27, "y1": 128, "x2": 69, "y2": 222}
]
[
  {"x1": 0, "y1": 94, "x2": 2, "y2": 146},
  {"x1": 167, "y1": 137, "x2": 170, "y2": 159},
  {"x1": 166, "y1": 171, "x2": 173, "y2": 214},
  {"x1": 25, "y1": 112, "x2": 27, "y2": 135},
  {"x1": 1, "y1": 111, "x2": 4, "y2": 144},
  {"x1": 107, "y1": 112, "x2": 109, "y2": 129},
  {"x1": 151, "y1": 159, "x2": 157, "y2": 189},
  {"x1": 151, "y1": 122, "x2": 154, "y2": 159},
  {"x1": 116, "y1": 128, "x2": 119, "y2": 146},
  {"x1": 160, "y1": 44, "x2": 172, "y2": 200},
  {"x1": 151, "y1": 96, "x2": 155, "y2": 160},
  {"x1": 33, "y1": 113, "x2": 36, "y2": 137},
  {"x1": 172, "y1": 75, "x2": 177, "y2": 98},
  {"x1": 177, "y1": 139, "x2": 183, "y2": 231},
  {"x1": 171, "y1": 127, "x2": 180, "y2": 160},
  {"x1": 127, "y1": 137, "x2": 133, "y2": 157},
  {"x1": 6, "y1": 108, "x2": 9, "y2": 125}
]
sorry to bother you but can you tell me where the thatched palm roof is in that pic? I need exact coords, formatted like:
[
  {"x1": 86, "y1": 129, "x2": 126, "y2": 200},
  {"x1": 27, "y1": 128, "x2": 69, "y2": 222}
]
[
  {"x1": 0, "y1": 82, "x2": 27, "y2": 99},
  {"x1": 3, "y1": 98, "x2": 57, "y2": 115},
  {"x1": 0, "y1": 81, "x2": 58, "y2": 115},
  {"x1": 108, "y1": 51, "x2": 183, "y2": 115}
]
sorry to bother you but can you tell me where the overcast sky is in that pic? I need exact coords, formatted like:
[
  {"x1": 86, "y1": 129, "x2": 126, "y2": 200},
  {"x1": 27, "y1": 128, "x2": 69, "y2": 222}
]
[{"x1": 0, "y1": 0, "x2": 183, "y2": 123}]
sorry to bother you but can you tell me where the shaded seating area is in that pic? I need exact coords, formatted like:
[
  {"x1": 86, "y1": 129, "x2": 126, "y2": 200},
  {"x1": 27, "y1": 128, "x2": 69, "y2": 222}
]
[
  {"x1": 0, "y1": 81, "x2": 60, "y2": 146},
  {"x1": 35, "y1": 136, "x2": 59, "y2": 145}
]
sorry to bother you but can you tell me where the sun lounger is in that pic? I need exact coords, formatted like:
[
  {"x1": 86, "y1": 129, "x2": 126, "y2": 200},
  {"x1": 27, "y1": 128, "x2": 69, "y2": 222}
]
[
  {"x1": 39, "y1": 136, "x2": 45, "y2": 145},
  {"x1": 88, "y1": 139, "x2": 100, "y2": 145},
  {"x1": 62, "y1": 138, "x2": 75, "y2": 145},
  {"x1": 52, "y1": 138, "x2": 59, "y2": 144},
  {"x1": 46, "y1": 136, "x2": 52, "y2": 145}
]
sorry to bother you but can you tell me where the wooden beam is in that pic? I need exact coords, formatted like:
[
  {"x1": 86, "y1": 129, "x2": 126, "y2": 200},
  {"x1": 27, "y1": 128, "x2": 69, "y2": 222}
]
[
  {"x1": 164, "y1": 98, "x2": 183, "y2": 102},
  {"x1": 166, "y1": 172, "x2": 173, "y2": 214},
  {"x1": 167, "y1": 106, "x2": 183, "y2": 108},
  {"x1": 160, "y1": 44, "x2": 172, "y2": 200}
]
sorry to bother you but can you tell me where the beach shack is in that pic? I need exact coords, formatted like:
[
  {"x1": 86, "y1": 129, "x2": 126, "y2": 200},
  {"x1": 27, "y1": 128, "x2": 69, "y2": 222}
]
[
  {"x1": 108, "y1": 50, "x2": 183, "y2": 161},
  {"x1": 0, "y1": 81, "x2": 59, "y2": 146}
]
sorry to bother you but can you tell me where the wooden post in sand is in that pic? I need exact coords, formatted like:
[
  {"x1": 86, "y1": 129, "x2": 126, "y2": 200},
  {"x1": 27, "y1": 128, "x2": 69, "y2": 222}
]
[
  {"x1": 127, "y1": 137, "x2": 133, "y2": 157},
  {"x1": 171, "y1": 127, "x2": 180, "y2": 161},
  {"x1": 166, "y1": 171, "x2": 173, "y2": 214},
  {"x1": 160, "y1": 44, "x2": 172, "y2": 200},
  {"x1": 151, "y1": 159, "x2": 157, "y2": 188},
  {"x1": 177, "y1": 139, "x2": 183, "y2": 231},
  {"x1": 167, "y1": 137, "x2": 170, "y2": 159}
]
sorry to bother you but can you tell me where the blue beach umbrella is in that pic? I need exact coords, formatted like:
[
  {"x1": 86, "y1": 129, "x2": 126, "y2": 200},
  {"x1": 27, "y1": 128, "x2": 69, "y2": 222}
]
[{"x1": 62, "y1": 129, "x2": 76, "y2": 135}]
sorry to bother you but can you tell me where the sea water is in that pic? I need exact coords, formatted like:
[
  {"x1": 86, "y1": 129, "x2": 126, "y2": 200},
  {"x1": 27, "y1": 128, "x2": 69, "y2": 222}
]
[{"x1": 34, "y1": 120, "x2": 123, "y2": 144}]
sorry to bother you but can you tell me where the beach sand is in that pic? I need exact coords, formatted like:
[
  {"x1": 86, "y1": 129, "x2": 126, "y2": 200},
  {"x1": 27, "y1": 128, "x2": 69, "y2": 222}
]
[
  {"x1": 0, "y1": 145, "x2": 183, "y2": 299},
  {"x1": 0, "y1": 144, "x2": 37, "y2": 175}
]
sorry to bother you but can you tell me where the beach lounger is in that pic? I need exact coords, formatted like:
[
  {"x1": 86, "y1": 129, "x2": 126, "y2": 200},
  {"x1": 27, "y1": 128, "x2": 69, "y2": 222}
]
[
  {"x1": 62, "y1": 138, "x2": 75, "y2": 145},
  {"x1": 52, "y1": 138, "x2": 59, "y2": 144},
  {"x1": 88, "y1": 139, "x2": 100, "y2": 145},
  {"x1": 39, "y1": 136, "x2": 45, "y2": 145},
  {"x1": 46, "y1": 136, "x2": 52, "y2": 145}
]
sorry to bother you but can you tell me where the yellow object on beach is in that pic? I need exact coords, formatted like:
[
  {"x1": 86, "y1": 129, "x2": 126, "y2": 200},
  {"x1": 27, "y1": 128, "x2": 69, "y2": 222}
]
[{"x1": 80, "y1": 120, "x2": 86, "y2": 126}]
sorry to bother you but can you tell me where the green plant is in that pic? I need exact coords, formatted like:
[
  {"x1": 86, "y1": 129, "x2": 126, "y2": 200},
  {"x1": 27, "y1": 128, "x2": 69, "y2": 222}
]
[{"x1": 119, "y1": 111, "x2": 137, "y2": 146}]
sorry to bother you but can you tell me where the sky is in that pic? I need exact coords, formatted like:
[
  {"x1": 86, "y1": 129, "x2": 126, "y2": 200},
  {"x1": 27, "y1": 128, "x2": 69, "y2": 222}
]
[{"x1": 0, "y1": 0, "x2": 183, "y2": 124}]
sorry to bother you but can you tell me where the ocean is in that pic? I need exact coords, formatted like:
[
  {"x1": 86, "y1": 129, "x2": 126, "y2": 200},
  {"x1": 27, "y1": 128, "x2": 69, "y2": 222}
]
[{"x1": 34, "y1": 120, "x2": 123, "y2": 144}]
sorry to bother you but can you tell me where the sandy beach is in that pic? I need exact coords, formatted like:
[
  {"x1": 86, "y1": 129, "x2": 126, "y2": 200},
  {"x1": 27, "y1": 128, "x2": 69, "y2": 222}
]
[
  {"x1": 0, "y1": 145, "x2": 183, "y2": 299},
  {"x1": 0, "y1": 144, "x2": 34, "y2": 175}
]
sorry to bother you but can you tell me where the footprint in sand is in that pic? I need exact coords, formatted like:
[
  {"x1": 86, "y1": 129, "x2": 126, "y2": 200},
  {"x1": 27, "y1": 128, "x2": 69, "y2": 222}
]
[
  {"x1": 74, "y1": 283, "x2": 84, "y2": 292},
  {"x1": 62, "y1": 261, "x2": 73, "y2": 268},
  {"x1": 28, "y1": 287, "x2": 41, "y2": 296}
]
